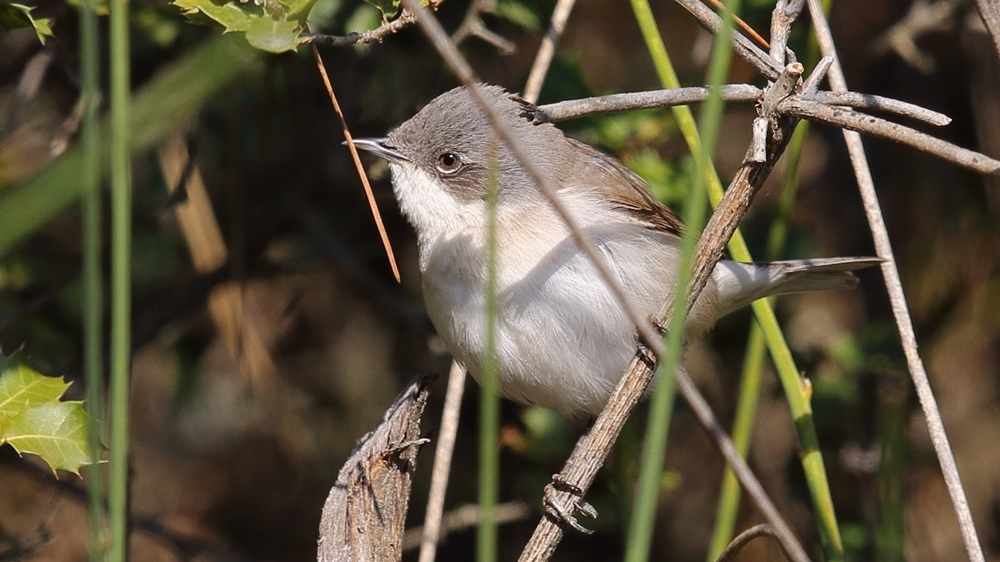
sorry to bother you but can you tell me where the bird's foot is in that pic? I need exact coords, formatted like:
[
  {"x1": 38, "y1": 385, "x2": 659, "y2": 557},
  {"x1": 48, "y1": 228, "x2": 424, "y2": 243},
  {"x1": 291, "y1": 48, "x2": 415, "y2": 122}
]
[{"x1": 543, "y1": 474, "x2": 597, "y2": 534}]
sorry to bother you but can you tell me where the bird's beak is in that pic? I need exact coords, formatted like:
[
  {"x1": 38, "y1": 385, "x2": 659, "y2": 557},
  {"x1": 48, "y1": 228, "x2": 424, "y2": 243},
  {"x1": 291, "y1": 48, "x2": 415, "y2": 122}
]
[{"x1": 347, "y1": 138, "x2": 409, "y2": 164}]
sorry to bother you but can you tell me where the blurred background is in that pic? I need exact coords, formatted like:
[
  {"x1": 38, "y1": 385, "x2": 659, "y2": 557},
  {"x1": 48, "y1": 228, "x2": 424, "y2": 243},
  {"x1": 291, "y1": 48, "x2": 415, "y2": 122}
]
[{"x1": 0, "y1": 0, "x2": 998, "y2": 560}]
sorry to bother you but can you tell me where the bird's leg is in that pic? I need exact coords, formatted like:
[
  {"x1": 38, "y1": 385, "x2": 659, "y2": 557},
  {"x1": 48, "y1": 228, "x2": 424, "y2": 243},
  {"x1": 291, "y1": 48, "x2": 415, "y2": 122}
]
[
  {"x1": 543, "y1": 474, "x2": 598, "y2": 534},
  {"x1": 635, "y1": 316, "x2": 669, "y2": 367}
]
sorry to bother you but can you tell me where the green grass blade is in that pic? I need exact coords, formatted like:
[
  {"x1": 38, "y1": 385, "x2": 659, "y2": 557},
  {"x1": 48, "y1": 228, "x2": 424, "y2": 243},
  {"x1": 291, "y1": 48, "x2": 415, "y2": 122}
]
[
  {"x1": 108, "y1": 0, "x2": 131, "y2": 558},
  {"x1": 706, "y1": 120, "x2": 811, "y2": 560},
  {"x1": 477, "y1": 144, "x2": 500, "y2": 562},
  {"x1": 78, "y1": 0, "x2": 106, "y2": 558},
  {"x1": 623, "y1": 0, "x2": 736, "y2": 559},
  {"x1": 625, "y1": 3, "x2": 844, "y2": 561}
]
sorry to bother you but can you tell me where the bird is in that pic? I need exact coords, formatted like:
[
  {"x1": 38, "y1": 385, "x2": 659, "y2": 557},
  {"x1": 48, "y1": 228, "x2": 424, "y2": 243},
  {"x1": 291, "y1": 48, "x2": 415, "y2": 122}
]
[{"x1": 352, "y1": 84, "x2": 877, "y2": 418}]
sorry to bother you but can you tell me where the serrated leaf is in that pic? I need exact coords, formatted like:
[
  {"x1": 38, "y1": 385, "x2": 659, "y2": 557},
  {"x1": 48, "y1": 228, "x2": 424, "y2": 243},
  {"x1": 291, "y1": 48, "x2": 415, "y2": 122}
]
[
  {"x1": 172, "y1": 0, "x2": 257, "y2": 32},
  {"x1": 363, "y1": 0, "x2": 399, "y2": 20},
  {"x1": 0, "y1": 352, "x2": 70, "y2": 418},
  {"x1": 245, "y1": 17, "x2": 301, "y2": 53},
  {"x1": 0, "y1": 3, "x2": 55, "y2": 45},
  {"x1": 2, "y1": 402, "x2": 92, "y2": 475},
  {"x1": 0, "y1": 352, "x2": 98, "y2": 475}
]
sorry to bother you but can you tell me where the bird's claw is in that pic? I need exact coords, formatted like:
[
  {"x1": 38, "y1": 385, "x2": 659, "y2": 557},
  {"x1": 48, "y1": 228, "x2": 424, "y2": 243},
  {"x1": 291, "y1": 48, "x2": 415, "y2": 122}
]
[{"x1": 543, "y1": 475, "x2": 597, "y2": 534}]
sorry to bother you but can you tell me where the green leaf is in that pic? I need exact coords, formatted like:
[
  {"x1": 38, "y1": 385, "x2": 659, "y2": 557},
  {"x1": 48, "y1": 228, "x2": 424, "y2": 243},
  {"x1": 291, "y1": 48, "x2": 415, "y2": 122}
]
[
  {"x1": 0, "y1": 352, "x2": 69, "y2": 417},
  {"x1": 173, "y1": 0, "x2": 257, "y2": 32},
  {"x1": 0, "y1": 3, "x2": 54, "y2": 44},
  {"x1": 0, "y1": 352, "x2": 97, "y2": 475},
  {"x1": 2, "y1": 402, "x2": 92, "y2": 475},
  {"x1": 245, "y1": 16, "x2": 301, "y2": 53},
  {"x1": 276, "y1": 0, "x2": 318, "y2": 19},
  {"x1": 493, "y1": 0, "x2": 540, "y2": 30},
  {"x1": 363, "y1": 0, "x2": 400, "y2": 20}
]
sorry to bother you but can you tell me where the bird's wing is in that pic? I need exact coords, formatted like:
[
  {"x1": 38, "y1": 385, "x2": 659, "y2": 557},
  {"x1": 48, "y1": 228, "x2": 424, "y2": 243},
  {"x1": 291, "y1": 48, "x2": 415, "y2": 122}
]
[{"x1": 565, "y1": 138, "x2": 684, "y2": 236}]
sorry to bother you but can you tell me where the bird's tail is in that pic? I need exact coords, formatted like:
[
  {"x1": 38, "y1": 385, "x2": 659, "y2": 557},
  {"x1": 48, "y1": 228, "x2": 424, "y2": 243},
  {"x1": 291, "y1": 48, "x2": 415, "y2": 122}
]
[{"x1": 713, "y1": 257, "x2": 882, "y2": 319}]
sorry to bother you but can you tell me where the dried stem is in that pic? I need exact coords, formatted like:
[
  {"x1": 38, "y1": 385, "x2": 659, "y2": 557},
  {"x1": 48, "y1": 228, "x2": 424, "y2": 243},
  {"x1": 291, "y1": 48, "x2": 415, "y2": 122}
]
[
  {"x1": 305, "y1": 10, "x2": 420, "y2": 47},
  {"x1": 528, "y1": 85, "x2": 761, "y2": 122},
  {"x1": 778, "y1": 97, "x2": 1000, "y2": 175},
  {"x1": 806, "y1": 0, "x2": 987, "y2": 560},
  {"x1": 522, "y1": 0, "x2": 577, "y2": 103},
  {"x1": 418, "y1": 361, "x2": 468, "y2": 562},
  {"x1": 673, "y1": 0, "x2": 783, "y2": 79}
]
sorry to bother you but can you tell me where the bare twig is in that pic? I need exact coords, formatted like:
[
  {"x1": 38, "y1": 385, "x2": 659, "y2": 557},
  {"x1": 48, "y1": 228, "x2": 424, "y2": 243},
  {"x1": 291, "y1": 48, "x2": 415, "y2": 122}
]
[
  {"x1": 317, "y1": 374, "x2": 435, "y2": 562},
  {"x1": 406, "y1": 501, "x2": 533, "y2": 552},
  {"x1": 703, "y1": 0, "x2": 771, "y2": 50},
  {"x1": 806, "y1": 1, "x2": 987, "y2": 561},
  {"x1": 800, "y1": 55, "x2": 833, "y2": 94},
  {"x1": 309, "y1": 39, "x2": 401, "y2": 282},
  {"x1": 673, "y1": 0, "x2": 783, "y2": 80},
  {"x1": 778, "y1": 97, "x2": 1000, "y2": 175},
  {"x1": 418, "y1": 361, "x2": 467, "y2": 562},
  {"x1": 868, "y1": 0, "x2": 964, "y2": 73},
  {"x1": 810, "y1": 91, "x2": 951, "y2": 126},
  {"x1": 528, "y1": 85, "x2": 761, "y2": 122},
  {"x1": 973, "y1": 0, "x2": 1000, "y2": 61},
  {"x1": 451, "y1": 0, "x2": 515, "y2": 53},
  {"x1": 716, "y1": 524, "x2": 790, "y2": 562},
  {"x1": 769, "y1": 0, "x2": 805, "y2": 66},
  {"x1": 523, "y1": 0, "x2": 577, "y2": 104},
  {"x1": 304, "y1": 10, "x2": 420, "y2": 47}
]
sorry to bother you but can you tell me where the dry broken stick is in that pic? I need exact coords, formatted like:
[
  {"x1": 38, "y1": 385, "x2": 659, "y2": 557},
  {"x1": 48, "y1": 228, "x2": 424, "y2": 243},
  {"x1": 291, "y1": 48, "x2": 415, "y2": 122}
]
[{"x1": 317, "y1": 374, "x2": 435, "y2": 562}]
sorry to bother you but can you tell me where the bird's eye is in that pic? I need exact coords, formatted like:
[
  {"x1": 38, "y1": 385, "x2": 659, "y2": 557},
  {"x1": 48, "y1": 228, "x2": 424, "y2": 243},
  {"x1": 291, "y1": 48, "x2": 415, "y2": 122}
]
[{"x1": 436, "y1": 152, "x2": 462, "y2": 174}]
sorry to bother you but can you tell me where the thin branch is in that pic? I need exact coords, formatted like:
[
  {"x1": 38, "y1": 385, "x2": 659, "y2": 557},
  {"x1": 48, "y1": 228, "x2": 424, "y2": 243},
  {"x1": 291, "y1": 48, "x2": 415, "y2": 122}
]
[
  {"x1": 868, "y1": 0, "x2": 964, "y2": 73},
  {"x1": 702, "y1": 0, "x2": 771, "y2": 50},
  {"x1": 405, "y1": 501, "x2": 533, "y2": 552},
  {"x1": 716, "y1": 524, "x2": 791, "y2": 562},
  {"x1": 769, "y1": 0, "x2": 805, "y2": 66},
  {"x1": 805, "y1": 1, "x2": 987, "y2": 561},
  {"x1": 309, "y1": 38, "x2": 401, "y2": 282},
  {"x1": 418, "y1": 361, "x2": 467, "y2": 562},
  {"x1": 528, "y1": 85, "x2": 761, "y2": 122},
  {"x1": 451, "y1": 0, "x2": 515, "y2": 53},
  {"x1": 778, "y1": 97, "x2": 1000, "y2": 175},
  {"x1": 973, "y1": 0, "x2": 1000, "y2": 61},
  {"x1": 811, "y1": 90, "x2": 951, "y2": 126},
  {"x1": 523, "y1": 0, "x2": 577, "y2": 104},
  {"x1": 304, "y1": 9, "x2": 421, "y2": 47}
]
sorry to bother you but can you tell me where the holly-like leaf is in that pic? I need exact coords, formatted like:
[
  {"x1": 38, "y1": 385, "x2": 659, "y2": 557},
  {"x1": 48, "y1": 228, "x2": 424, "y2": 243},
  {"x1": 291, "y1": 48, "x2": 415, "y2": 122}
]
[
  {"x1": 0, "y1": 3, "x2": 54, "y2": 45},
  {"x1": 0, "y1": 352, "x2": 69, "y2": 417},
  {"x1": 2, "y1": 402, "x2": 92, "y2": 475},
  {"x1": 363, "y1": 0, "x2": 400, "y2": 20},
  {"x1": 173, "y1": 0, "x2": 256, "y2": 32},
  {"x1": 0, "y1": 352, "x2": 98, "y2": 475},
  {"x1": 245, "y1": 16, "x2": 300, "y2": 53},
  {"x1": 172, "y1": 0, "x2": 306, "y2": 53}
]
